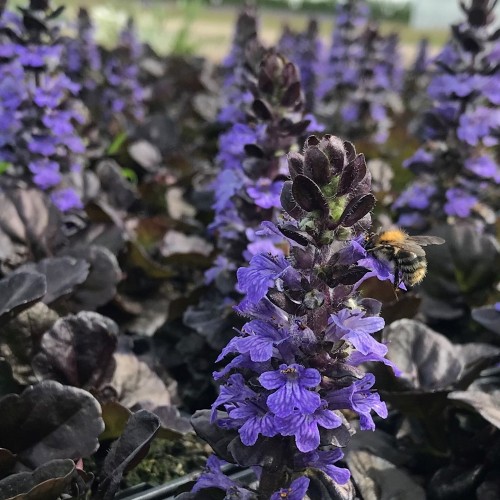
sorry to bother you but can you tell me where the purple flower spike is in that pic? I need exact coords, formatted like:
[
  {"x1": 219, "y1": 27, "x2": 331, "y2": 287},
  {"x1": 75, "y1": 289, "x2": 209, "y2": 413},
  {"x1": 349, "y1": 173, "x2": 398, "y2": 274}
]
[
  {"x1": 259, "y1": 364, "x2": 321, "y2": 417},
  {"x1": 326, "y1": 374, "x2": 388, "y2": 431},
  {"x1": 270, "y1": 476, "x2": 310, "y2": 500},
  {"x1": 275, "y1": 404, "x2": 342, "y2": 453}
]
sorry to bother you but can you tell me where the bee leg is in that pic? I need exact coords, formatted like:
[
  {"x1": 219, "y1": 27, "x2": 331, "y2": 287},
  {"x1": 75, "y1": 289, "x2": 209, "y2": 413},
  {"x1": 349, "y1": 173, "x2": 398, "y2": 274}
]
[{"x1": 393, "y1": 263, "x2": 401, "y2": 290}]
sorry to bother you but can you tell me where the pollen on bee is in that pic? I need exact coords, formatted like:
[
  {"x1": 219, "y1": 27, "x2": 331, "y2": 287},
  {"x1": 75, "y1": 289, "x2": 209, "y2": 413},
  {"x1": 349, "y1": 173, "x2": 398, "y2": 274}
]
[{"x1": 379, "y1": 229, "x2": 407, "y2": 243}]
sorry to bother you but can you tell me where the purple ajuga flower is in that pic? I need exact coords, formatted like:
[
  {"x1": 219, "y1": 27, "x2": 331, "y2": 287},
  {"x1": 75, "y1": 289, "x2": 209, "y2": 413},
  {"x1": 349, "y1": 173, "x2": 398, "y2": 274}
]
[
  {"x1": 51, "y1": 188, "x2": 83, "y2": 212},
  {"x1": 28, "y1": 159, "x2": 61, "y2": 189},
  {"x1": 259, "y1": 364, "x2": 321, "y2": 417},
  {"x1": 237, "y1": 253, "x2": 299, "y2": 304},
  {"x1": 192, "y1": 455, "x2": 254, "y2": 499},
  {"x1": 217, "y1": 320, "x2": 290, "y2": 363},
  {"x1": 325, "y1": 308, "x2": 385, "y2": 357},
  {"x1": 247, "y1": 179, "x2": 283, "y2": 209},
  {"x1": 296, "y1": 449, "x2": 350, "y2": 484},
  {"x1": 270, "y1": 477, "x2": 310, "y2": 500},
  {"x1": 326, "y1": 374, "x2": 387, "y2": 431},
  {"x1": 210, "y1": 373, "x2": 256, "y2": 422},
  {"x1": 228, "y1": 397, "x2": 278, "y2": 446},
  {"x1": 274, "y1": 403, "x2": 343, "y2": 453},
  {"x1": 444, "y1": 188, "x2": 477, "y2": 217}
]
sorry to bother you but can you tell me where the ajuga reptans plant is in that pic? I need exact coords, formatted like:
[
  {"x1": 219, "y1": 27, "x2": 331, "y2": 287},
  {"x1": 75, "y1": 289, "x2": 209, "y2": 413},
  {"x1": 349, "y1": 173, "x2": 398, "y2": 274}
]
[
  {"x1": 395, "y1": 0, "x2": 500, "y2": 230},
  {"x1": 0, "y1": 0, "x2": 86, "y2": 211},
  {"x1": 318, "y1": 0, "x2": 403, "y2": 144},
  {"x1": 184, "y1": 135, "x2": 401, "y2": 499}
]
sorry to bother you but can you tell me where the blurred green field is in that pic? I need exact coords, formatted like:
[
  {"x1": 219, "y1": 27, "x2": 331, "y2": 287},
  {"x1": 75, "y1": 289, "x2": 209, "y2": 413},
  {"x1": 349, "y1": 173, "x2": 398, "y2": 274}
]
[{"x1": 55, "y1": 1, "x2": 448, "y2": 61}]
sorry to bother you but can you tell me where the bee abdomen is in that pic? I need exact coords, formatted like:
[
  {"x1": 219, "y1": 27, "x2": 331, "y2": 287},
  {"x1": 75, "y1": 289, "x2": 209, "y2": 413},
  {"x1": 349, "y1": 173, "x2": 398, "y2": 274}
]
[{"x1": 401, "y1": 256, "x2": 427, "y2": 286}]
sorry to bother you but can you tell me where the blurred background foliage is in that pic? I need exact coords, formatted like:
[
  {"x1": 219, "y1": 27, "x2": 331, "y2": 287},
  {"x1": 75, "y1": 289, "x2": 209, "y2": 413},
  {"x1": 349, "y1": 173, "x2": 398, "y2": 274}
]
[{"x1": 21, "y1": 0, "x2": 449, "y2": 59}]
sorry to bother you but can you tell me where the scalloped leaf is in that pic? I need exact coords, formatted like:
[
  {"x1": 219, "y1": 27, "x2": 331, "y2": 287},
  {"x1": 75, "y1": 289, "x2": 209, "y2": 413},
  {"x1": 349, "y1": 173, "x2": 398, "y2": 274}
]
[
  {"x1": 32, "y1": 312, "x2": 118, "y2": 390},
  {"x1": 0, "y1": 273, "x2": 46, "y2": 322},
  {"x1": 0, "y1": 381, "x2": 104, "y2": 468}
]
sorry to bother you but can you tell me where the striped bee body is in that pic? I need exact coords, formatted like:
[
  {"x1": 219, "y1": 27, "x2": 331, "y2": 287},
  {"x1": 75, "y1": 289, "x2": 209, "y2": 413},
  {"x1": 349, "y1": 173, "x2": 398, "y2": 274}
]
[{"x1": 365, "y1": 229, "x2": 444, "y2": 290}]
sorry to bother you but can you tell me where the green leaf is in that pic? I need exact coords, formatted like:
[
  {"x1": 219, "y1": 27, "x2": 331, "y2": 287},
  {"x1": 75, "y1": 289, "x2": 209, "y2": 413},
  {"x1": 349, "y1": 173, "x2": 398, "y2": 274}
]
[
  {"x1": 107, "y1": 132, "x2": 128, "y2": 155},
  {"x1": 121, "y1": 168, "x2": 138, "y2": 184},
  {"x1": 0, "y1": 162, "x2": 11, "y2": 175}
]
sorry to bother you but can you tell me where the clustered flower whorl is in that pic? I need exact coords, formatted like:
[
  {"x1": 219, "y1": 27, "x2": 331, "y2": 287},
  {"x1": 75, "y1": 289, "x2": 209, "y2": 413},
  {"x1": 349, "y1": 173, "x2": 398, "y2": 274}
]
[
  {"x1": 317, "y1": 0, "x2": 402, "y2": 144},
  {"x1": 100, "y1": 17, "x2": 145, "y2": 133},
  {"x1": 395, "y1": 0, "x2": 500, "y2": 230},
  {"x1": 189, "y1": 135, "x2": 399, "y2": 499}
]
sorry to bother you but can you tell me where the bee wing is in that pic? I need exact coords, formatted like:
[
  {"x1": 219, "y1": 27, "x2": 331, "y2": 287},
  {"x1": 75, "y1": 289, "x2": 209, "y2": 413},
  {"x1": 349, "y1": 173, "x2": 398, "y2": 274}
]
[{"x1": 408, "y1": 236, "x2": 445, "y2": 247}]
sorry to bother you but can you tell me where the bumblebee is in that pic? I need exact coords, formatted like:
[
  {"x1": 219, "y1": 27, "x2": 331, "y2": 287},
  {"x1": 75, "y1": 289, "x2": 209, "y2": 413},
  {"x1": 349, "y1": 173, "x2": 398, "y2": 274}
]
[{"x1": 365, "y1": 228, "x2": 445, "y2": 289}]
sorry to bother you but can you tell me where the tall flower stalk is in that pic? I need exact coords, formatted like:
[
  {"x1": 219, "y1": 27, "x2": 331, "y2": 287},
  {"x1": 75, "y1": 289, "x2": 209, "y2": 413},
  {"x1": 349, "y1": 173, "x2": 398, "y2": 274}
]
[
  {"x1": 278, "y1": 19, "x2": 324, "y2": 114},
  {"x1": 318, "y1": 0, "x2": 402, "y2": 144},
  {"x1": 395, "y1": 0, "x2": 500, "y2": 230},
  {"x1": 187, "y1": 134, "x2": 400, "y2": 498},
  {"x1": 100, "y1": 17, "x2": 145, "y2": 134},
  {"x1": 0, "y1": 0, "x2": 86, "y2": 211},
  {"x1": 185, "y1": 42, "x2": 311, "y2": 348}
]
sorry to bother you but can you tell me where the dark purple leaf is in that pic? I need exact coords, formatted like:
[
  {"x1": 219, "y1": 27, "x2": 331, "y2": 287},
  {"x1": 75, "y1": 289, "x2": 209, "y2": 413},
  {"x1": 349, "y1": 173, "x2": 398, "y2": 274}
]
[
  {"x1": 280, "y1": 81, "x2": 301, "y2": 107},
  {"x1": 0, "y1": 448, "x2": 16, "y2": 479},
  {"x1": 343, "y1": 141, "x2": 356, "y2": 163},
  {"x1": 421, "y1": 224, "x2": 500, "y2": 320},
  {"x1": 252, "y1": 98, "x2": 272, "y2": 121},
  {"x1": 191, "y1": 410, "x2": 236, "y2": 463},
  {"x1": 0, "y1": 459, "x2": 76, "y2": 500},
  {"x1": 137, "y1": 403, "x2": 192, "y2": 438},
  {"x1": 428, "y1": 464, "x2": 483, "y2": 500},
  {"x1": 228, "y1": 434, "x2": 289, "y2": 468},
  {"x1": 0, "y1": 189, "x2": 65, "y2": 271},
  {"x1": 95, "y1": 160, "x2": 137, "y2": 210},
  {"x1": 336, "y1": 154, "x2": 367, "y2": 197},
  {"x1": 303, "y1": 146, "x2": 331, "y2": 186},
  {"x1": 243, "y1": 144, "x2": 264, "y2": 158},
  {"x1": 1, "y1": 303, "x2": 59, "y2": 385},
  {"x1": 257, "y1": 68, "x2": 273, "y2": 94},
  {"x1": 278, "y1": 225, "x2": 311, "y2": 247},
  {"x1": 337, "y1": 194, "x2": 375, "y2": 227},
  {"x1": 472, "y1": 306, "x2": 500, "y2": 335},
  {"x1": 0, "y1": 272, "x2": 46, "y2": 321},
  {"x1": 292, "y1": 174, "x2": 329, "y2": 214},
  {"x1": 284, "y1": 119, "x2": 310, "y2": 136},
  {"x1": 15, "y1": 258, "x2": 88, "y2": 305},
  {"x1": 127, "y1": 140, "x2": 161, "y2": 171},
  {"x1": 96, "y1": 410, "x2": 160, "y2": 500},
  {"x1": 0, "y1": 381, "x2": 104, "y2": 468},
  {"x1": 61, "y1": 245, "x2": 121, "y2": 311},
  {"x1": 346, "y1": 450, "x2": 426, "y2": 500},
  {"x1": 287, "y1": 152, "x2": 304, "y2": 179},
  {"x1": 280, "y1": 180, "x2": 305, "y2": 220},
  {"x1": 32, "y1": 312, "x2": 118, "y2": 390},
  {"x1": 384, "y1": 319, "x2": 463, "y2": 390},
  {"x1": 320, "y1": 135, "x2": 345, "y2": 173},
  {"x1": 106, "y1": 351, "x2": 172, "y2": 409},
  {"x1": 449, "y1": 390, "x2": 500, "y2": 429}
]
